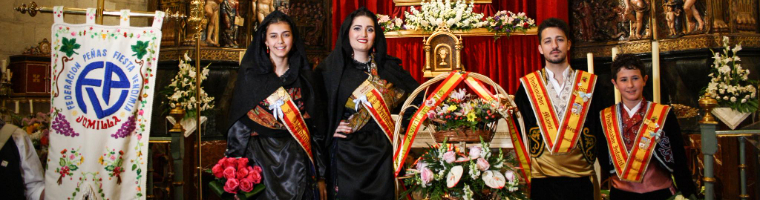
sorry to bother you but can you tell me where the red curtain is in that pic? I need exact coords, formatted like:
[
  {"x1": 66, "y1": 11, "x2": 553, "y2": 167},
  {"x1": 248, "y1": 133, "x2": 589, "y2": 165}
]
[{"x1": 330, "y1": 0, "x2": 568, "y2": 94}]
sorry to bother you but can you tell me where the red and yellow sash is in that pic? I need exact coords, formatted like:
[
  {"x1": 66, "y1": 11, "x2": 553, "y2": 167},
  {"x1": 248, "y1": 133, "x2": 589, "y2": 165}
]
[
  {"x1": 464, "y1": 76, "x2": 532, "y2": 183},
  {"x1": 353, "y1": 80, "x2": 396, "y2": 143},
  {"x1": 266, "y1": 88, "x2": 314, "y2": 164},
  {"x1": 394, "y1": 72, "x2": 468, "y2": 176},
  {"x1": 600, "y1": 102, "x2": 670, "y2": 182},
  {"x1": 520, "y1": 70, "x2": 597, "y2": 154}
]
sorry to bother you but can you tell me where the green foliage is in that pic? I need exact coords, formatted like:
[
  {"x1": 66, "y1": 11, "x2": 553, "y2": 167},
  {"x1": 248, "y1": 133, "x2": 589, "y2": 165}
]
[
  {"x1": 60, "y1": 37, "x2": 81, "y2": 57},
  {"x1": 131, "y1": 41, "x2": 149, "y2": 59}
]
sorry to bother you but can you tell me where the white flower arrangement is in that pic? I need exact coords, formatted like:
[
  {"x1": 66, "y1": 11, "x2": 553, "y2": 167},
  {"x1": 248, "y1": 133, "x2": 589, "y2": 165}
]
[
  {"x1": 702, "y1": 36, "x2": 758, "y2": 113},
  {"x1": 163, "y1": 53, "x2": 215, "y2": 118},
  {"x1": 402, "y1": 138, "x2": 526, "y2": 199},
  {"x1": 485, "y1": 10, "x2": 536, "y2": 39},
  {"x1": 403, "y1": 0, "x2": 487, "y2": 31},
  {"x1": 377, "y1": 14, "x2": 404, "y2": 33}
]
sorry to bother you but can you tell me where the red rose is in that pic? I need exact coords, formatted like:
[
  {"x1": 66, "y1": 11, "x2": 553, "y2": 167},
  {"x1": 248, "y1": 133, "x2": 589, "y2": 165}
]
[
  {"x1": 239, "y1": 178, "x2": 254, "y2": 192},
  {"x1": 61, "y1": 149, "x2": 67, "y2": 154},
  {"x1": 223, "y1": 166, "x2": 236, "y2": 179},
  {"x1": 211, "y1": 164, "x2": 224, "y2": 178},
  {"x1": 224, "y1": 157, "x2": 238, "y2": 169},
  {"x1": 247, "y1": 170, "x2": 262, "y2": 184},
  {"x1": 237, "y1": 167, "x2": 249, "y2": 179},
  {"x1": 223, "y1": 178, "x2": 239, "y2": 193},
  {"x1": 238, "y1": 157, "x2": 249, "y2": 169},
  {"x1": 252, "y1": 165, "x2": 262, "y2": 174},
  {"x1": 523, "y1": 22, "x2": 530, "y2": 28},
  {"x1": 217, "y1": 157, "x2": 227, "y2": 165}
]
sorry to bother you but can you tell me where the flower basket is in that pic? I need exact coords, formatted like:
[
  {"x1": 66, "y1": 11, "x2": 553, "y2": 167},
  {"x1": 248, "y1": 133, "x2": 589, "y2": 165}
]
[{"x1": 434, "y1": 128, "x2": 495, "y2": 143}]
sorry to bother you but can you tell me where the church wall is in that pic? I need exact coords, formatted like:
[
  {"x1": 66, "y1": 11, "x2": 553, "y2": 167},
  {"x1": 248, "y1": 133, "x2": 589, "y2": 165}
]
[{"x1": 1, "y1": 0, "x2": 151, "y2": 64}]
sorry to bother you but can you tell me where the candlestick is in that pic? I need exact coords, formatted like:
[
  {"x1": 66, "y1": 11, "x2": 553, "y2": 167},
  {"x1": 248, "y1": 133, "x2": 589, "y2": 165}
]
[
  {"x1": 587, "y1": 53, "x2": 594, "y2": 74},
  {"x1": 652, "y1": 41, "x2": 661, "y2": 103},
  {"x1": 612, "y1": 47, "x2": 621, "y2": 104}
]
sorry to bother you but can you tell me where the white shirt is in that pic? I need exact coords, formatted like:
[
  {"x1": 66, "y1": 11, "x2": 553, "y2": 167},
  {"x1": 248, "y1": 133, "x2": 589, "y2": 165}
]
[
  {"x1": 4, "y1": 124, "x2": 45, "y2": 200},
  {"x1": 544, "y1": 66, "x2": 572, "y2": 97},
  {"x1": 622, "y1": 100, "x2": 644, "y2": 118}
]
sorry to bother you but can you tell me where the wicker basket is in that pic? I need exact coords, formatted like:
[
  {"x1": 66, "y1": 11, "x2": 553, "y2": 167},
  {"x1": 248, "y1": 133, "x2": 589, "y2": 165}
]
[
  {"x1": 433, "y1": 128, "x2": 495, "y2": 143},
  {"x1": 392, "y1": 72, "x2": 525, "y2": 146}
]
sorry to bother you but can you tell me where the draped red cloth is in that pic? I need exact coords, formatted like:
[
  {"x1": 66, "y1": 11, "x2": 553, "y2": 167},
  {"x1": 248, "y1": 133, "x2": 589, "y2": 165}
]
[{"x1": 330, "y1": 0, "x2": 569, "y2": 94}]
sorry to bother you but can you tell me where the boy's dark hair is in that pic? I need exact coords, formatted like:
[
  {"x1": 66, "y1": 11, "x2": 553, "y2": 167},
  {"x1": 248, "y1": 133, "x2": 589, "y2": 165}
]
[
  {"x1": 537, "y1": 18, "x2": 571, "y2": 42},
  {"x1": 611, "y1": 54, "x2": 646, "y2": 80}
]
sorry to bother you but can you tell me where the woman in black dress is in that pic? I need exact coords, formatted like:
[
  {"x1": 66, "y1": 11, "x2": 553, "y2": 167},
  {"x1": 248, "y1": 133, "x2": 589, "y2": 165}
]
[
  {"x1": 318, "y1": 7, "x2": 420, "y2": 199},
  {"x1": 226, "y1": 11, "x2": 327, "y2": 200}
]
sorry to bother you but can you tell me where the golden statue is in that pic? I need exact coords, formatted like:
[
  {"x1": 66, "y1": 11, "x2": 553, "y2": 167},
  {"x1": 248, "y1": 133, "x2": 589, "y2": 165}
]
[
  {"x1": 204, "y1": 0, "x2": 221, "y2": 46},
  {"x1": 253, "y1": 0, "x2": 275, "y2": 23},
  {"x1": 438, "y1": 48, "x2": 448, "y2": 66}
]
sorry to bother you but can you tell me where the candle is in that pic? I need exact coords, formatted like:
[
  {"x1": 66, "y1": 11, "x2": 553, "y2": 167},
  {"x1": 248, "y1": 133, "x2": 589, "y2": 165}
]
[
  {"x1": 612, "y1": 47, "x2": 621, "y2": 104},
  {"x1": 15, "y1": 100, "x2": 19, "y2": 114},
  {"x1": 0, "y1": 59, "x2": 6, "y2": 73},
  {"x1": 586, "y1": 53, "x2": 594, "y2": 74},
  {"x1": 652, "y1": 41, "x2": 661, "y2": 103},
  {"x1": 29, "y1": 99, "x2": 34, "y2": 114}
]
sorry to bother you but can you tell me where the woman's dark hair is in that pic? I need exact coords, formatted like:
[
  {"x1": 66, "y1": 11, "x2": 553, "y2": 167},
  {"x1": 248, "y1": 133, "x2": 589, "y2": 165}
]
[
  {"x1": 611, "y1": 54, "x2": 646, "y2": 80},
  {"x1": 336, "y1": 7, "x2": 389, "y2": 69},
  {"x1": 240, "y1": 10, "x2": 309, "y2": 74}
]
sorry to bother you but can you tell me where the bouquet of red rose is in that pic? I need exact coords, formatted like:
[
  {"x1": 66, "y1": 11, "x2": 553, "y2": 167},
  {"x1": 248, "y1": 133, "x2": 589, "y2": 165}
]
[{"x1": 208, "y1": 157, "x2": 265, "y2": 200}]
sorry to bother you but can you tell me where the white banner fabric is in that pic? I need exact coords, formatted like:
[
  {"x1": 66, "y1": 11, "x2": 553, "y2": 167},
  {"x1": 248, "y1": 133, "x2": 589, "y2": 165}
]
[{"x1": 46, "y1": 7, "x2": 164, "y2": 200}]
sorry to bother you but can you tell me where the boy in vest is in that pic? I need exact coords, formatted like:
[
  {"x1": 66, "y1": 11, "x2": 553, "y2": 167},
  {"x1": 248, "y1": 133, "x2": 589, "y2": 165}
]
[{"x1": 596, "y1": 54, "x2": 695, "y2": 199}]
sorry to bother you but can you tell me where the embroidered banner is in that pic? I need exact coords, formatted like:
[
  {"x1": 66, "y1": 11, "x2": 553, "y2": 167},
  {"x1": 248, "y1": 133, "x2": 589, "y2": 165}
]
[{"x1": 46, "y1": 7, "x2": 164, "y2": 199}]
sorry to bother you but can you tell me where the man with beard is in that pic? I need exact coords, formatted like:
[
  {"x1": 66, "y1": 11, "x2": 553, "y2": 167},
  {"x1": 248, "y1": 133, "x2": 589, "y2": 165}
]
[{"x1": 513, "y1": 18, "x2": 605, "y2": 200}]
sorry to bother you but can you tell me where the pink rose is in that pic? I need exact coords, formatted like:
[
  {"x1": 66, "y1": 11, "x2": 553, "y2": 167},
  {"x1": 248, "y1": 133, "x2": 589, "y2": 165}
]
[
  {"x1": 247, "y1": 170, "x2": 262, "y2": 184},
  {"x1": 211, "y1": 164, "x2": 224, "y2": 178},
  {"x1": 420, "y1": 167, "x2": 434, "y2": 186},
  {"x1": 476, "y1": 158, "x2": 490, "y2": 171},
  {"x1": 443, "y1": 151, "x2": 456, "y2": 163},
  {"x1": 237, "y1": 167, "x2": 249, "y2": 180},
  {"x1": 416, "y1": 161, "x2": 428, "y2": 171},
  {"x1": 469, "y1": 146, "x2": 482, "y2": 159},
  {"x1": 426, "y1": 110, "x2": 436, "y2": 119},
  {"x1": 252, "y1": 165, "x2": 263, "y2": 174},
  {"x1": 238, "y1": 158, "x2": 249, "y2": 169},
  {"x1": 504, "y1": 170, "x2": 516, "y2": 182},
  {"x1": 239, "y1": 178, "x2": 254, "y2": 192},
  {"x1": 223, "y1": 178, "x2": 239, "y2": 193},
  {"x1": 223, "y1": 166, "x2": 236, "y2": 179}
]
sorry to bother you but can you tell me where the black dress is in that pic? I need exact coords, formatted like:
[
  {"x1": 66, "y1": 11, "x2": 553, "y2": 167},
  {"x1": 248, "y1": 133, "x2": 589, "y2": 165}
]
[
  {"x1": 226, "y1": 11, "x2": 327, "y2": 200},
  {"x1": 329, "y1": 59, "x2": 399, "y2": 199},
  {"x1": 319, "y1": 8, "x2": 421, "y2": 199},
  {"x1": 227, "y1": 68, "x2": 324, "y2": 200}
]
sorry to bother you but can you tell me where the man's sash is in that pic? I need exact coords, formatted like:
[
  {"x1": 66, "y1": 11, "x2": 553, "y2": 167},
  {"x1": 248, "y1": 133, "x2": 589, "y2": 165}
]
[
  {"x1": 464, "y1": 77, "x2": 531, "y2": 184},
  {"x1": 352, "y1": 79, "x2": 396, "y2": 143},
  {"x1": 266, "y1": 87, "x2": 314, "y2": 164},
  {"x1": 600, "y1": 102, "x2": 670, "y2": 182},
  {"x1": 394, "y1": 72, "x2": 468, "y2": 176},
  {"x1": 519, "y1": 70, "x2": 597, "y2": 153}
]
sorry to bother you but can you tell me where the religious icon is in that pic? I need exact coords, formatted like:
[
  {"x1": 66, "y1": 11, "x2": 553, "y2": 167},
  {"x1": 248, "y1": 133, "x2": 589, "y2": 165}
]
[
  {"x1": 438, "y1": 48, "x2": 448, "y2": 66},
  {"x1": 254, "y1": 0, "x2": 275, "y2": 23},
  {"x1": 204, "y1": 0, "x2": 221, "y2": 46}
]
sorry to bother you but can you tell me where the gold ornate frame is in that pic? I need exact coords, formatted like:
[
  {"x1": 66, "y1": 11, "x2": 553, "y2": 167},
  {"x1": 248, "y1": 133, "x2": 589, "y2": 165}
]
[{"x1": 423, "y1": 26, "x2": 464, "y2": 77}]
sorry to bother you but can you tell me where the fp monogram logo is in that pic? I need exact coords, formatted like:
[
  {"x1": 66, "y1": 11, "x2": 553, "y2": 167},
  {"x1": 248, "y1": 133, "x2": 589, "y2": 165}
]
[{"x1": 75, "y1": 61, "x2": 130, "y2": 119}]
